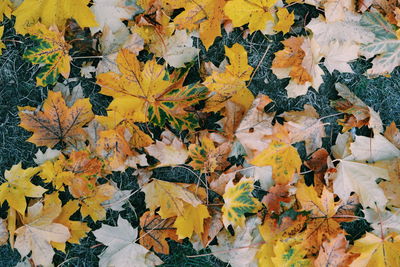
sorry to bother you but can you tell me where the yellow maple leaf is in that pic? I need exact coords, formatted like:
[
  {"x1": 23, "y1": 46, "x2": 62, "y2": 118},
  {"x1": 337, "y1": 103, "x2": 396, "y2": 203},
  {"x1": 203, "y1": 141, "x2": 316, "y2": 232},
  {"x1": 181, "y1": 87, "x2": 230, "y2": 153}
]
[
  {"x1": 250, "y1": 140, "x2": 301, "y2": 184},
  {"x1": 13, "y1": 0, "x2": 97, "y2": 34},
  {"x1": 222, "y1": 178, "x2": 262, "y2": 227},
  {"x1": 39, "y1": 157, "x2": 74, "y2": 191},
  {"x1": 97, "y1": 48, "x2": 207, "y2": 130},
  {"x1": 257, "y1": 215, "x2": 307, "y2": 266},
  {"x1": 52, "y1": 199, "x2": 91, "y2": 252},
  {"x1": 168, "y1": 0, "x2": 225, "y2": 49},
  {"x1": 204, "y1": 43, "x2": 254, "y2": 111},
  {"x1": 273, "y1": 8, "x2": 295, "y2": 34},
  {"x1": 142, "y1": 179, "x2": 202, "y2": 218},
  {"x1": 0, "y1": 163, "x2": 45, "y2": 214},
  {"x1": 173, "y1": 204, "x2": 210, "y2": 239},
  {"x1": 349, "y1": 232, "x2": 400, "y2": 267},
  {"x1": 296, "y1": 184, "x2": 352, "y2": 254},
  {"x1": 224, "y1": 0, "x2": 277, "y2": 33},
  {"x1": 271, "y1": 236, "x2": 310, "y2": 266},
  {"x1": 79, "y1": 183, "x2": 116, "y2": 222}
]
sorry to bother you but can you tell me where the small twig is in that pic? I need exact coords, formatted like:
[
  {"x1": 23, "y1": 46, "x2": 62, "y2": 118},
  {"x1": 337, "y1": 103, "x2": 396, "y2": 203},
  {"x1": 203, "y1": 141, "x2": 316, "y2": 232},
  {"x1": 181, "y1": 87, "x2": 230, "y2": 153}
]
[
  {"x1": 72, "y1": 56, "x2": 104, "y2": 60},
  {"x1": 248, "y1": 45, "x2": 270, "y2": 87},
  {"x1": 186, "y1": 241, "x2": 266, "y2": 258}
]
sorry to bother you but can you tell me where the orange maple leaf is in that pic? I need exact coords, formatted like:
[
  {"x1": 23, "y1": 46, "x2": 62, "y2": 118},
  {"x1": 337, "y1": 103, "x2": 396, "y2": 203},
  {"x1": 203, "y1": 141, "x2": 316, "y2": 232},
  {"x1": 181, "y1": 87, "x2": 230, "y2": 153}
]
[{"x1": 18, "y1": 91, "x2": 94, "y2": 148}]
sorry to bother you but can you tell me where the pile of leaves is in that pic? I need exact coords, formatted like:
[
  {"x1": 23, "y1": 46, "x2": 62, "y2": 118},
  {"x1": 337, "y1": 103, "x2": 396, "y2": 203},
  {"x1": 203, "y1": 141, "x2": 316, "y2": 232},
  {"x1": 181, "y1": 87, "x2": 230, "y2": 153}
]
[{"x1": 0, "y1": 0, "x2": 400, "y2": 266}]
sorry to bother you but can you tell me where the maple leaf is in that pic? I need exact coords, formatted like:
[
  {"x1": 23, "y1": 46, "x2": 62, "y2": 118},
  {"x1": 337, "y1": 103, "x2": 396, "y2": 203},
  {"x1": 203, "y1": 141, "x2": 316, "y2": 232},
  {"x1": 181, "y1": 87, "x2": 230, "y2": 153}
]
[
  {"x1": 13, "y1": 0, "x2": 97, "y2": 34},
  {"x1": 349, "y1": 232, "x2": 400, "y2": 267},
  {"x1": 39, "y1": 157, "x2": 74, "y2": 191},
  {"x1": 314, "y1": 234, "x2": 359, "y2": 267},
  {"x1": 97, "y1": 49, "x2": 207, "y2": 130},
  {"x1": 0, "y1": 163, "x2": 45, "y2": 214},
  {"x1": 250, "y1": 139, "x2": 302, "y2": 184},
  {"x1": 224, "y1": 0, "x2": 276, "y2": 33},
  {"x1": 188, "y1": 136, "x2": 231, "y2": 173},
  {"x1": 90, "y1": 0, "x2": 138, "y2": 34},
  {"x1": 211, "y1": 216, "x2": 262, "y2": 267},
  {"x1": 139, "y1": 211, "x2": 180, "y2": 254},
  {"x1": 145, "y1": 130, "x2": 188, "y2": 167},
  {"x1": 18, "y1": 91, "x2": 94, "y2": 148},
  {"x1": 52, "y1": 199, "x2": 91, "y2": 252},
  {"x1": 63, "y1": 150, "x2": 103, "y2": 198},
  {"x1": 33, "y1": 148, "x2": 61, "y2": 165},
  {"x1": 271, "y1": 36, "x2": 324, "y2": 98},
  {"x1": 162, "y1": 30, "x2": 200, "y2": 68},
  {"x1": 271, "y1": 236, "x2": 310, "y2": 266},
  {"x1": 360, "y1": 11, "x2": 400, "y2": 76},
  {"x1": 222, "y1": 178, "x2": 262, "y2": 227},
  {"x1": 257, "y1": 215, "x2": 307, "y2": 266},
  {"x1": 281, "y1": 104, "x2": 326, "y2": 155},
  {"x1": 262, "y1": 184, "x2": 292, "y2": 214},
  {"x1": 173, "y1": 203, "x2": 210, "y2": 239},
  {"x1": 306, "y1": 13, "x2": 374, "y2": 48},
  {"x1": 141, "y1": 179, "x2": 202, "y2": 218},
  {"x1": 296, "y1": 184, "x2": 350, "y2": 254},
  {"x1": 331, "y1": 83, "x2": 383, "y2": 133},
  {"x1": 334, "y1": 160, "x2": 389, "y2": 211},
  {"x1": 235, "y1": 94, "x2": 275, "y2": 157},
  {"x1": 203, "y1": 43, "x2": 254, "y2": 112},
  {"x1": 350, "y1": 134, "x2": 400, "y2": 162},
  {"x1": 14, "y1": 197, "x2": 70, "y2": 266},
  {"x1": 93, "y1": 216, "x2": 163, "y2": 266},
  {"x1": 166, "y1": 0, "x2": 225, "y2": 49},
  {"x1": 273, "y1": 8, "x2": 295, "y2": 34},
  {"x1": 79, "y1": 183, "x2": 116, "y2": 221},
  {"x1": 23, "y1": 23, "x2": 71, "y2": 86}
]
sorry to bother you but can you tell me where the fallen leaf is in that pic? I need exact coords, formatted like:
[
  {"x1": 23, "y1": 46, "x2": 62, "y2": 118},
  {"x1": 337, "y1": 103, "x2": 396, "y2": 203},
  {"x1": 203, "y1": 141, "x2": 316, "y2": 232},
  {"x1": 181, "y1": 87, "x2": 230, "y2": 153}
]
[
  {"x1": 360, "y1": 11, "x2": 400, "y2": 76},
  {"x1": 281, "y1": 104, "x2": 326, "y2": 155},
  {"x1": 18, "y1": 91, "x2": 94, "y2": 148},
  {"x1": 142, "y1": 179, "x2": 202, "y2": 218},
  {"x1": 14, "y1": 198, "x2": 70, "y2": 266},
  {"x1": 93, "y1": 216, "x2": 163, "y2": 266},
  {"x1": 349, "y1": 232, "x2": 400, "y2": 267},
  {"x1": 262, "y1": 184, "x2": 292, "y2": 214},
  {"x1": 211, "y1": 216, "x2": 262, "y2": 267},
  {"x1": 173, "y1": 203, "x2": 210, "y2": 239},
  {"x1": 250, "y1": 139, "x2": 302, "y2": 184},
  {"x1": 0, "y1": 219, "x2": 8, "y2": 245},
  {"x1": 13, "y1": 0, "x2": 97, "y2": 34},
  {"x1": 145, "y1": 130, "x2": 188, "y2": 167},
  {"x1": 0, "y1": 163, "x2": 44, "y2": 214},
  {"x1": 139, "y1": 211, "x2": 180, "y2": 254},
  {"x1": 273, "y1": 8, "x2": 295, "y2": 34},
  {"x1": 23, "y1": 24, "x2": 71, "y2": 86},
  {"x1": 222, "y1": 178, "x2": 262, "y2": 227},
  {"x1": 333, "y1": 160, "x2": 389, "y2": 211},
  {"x1": 314, "y1": 234, "x2": 359, "y2": 267},
  {"x1": 296, "y1": 184, "x2": 348, "y2": 253},
  {"x1": 224, "y1": 0, "x2": 276, "y2": 33}
]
